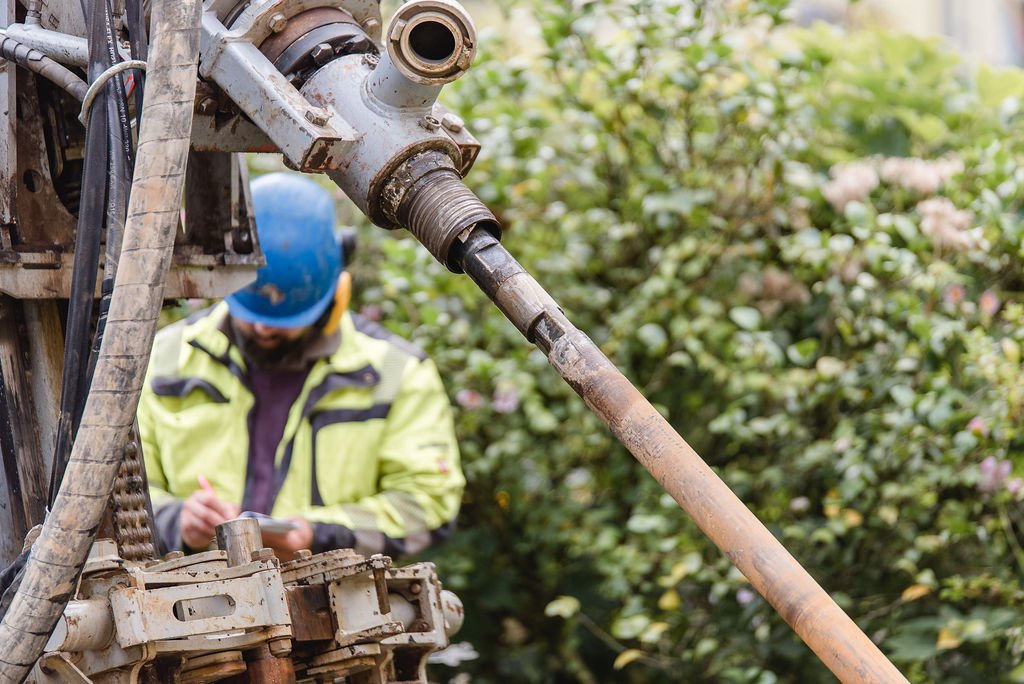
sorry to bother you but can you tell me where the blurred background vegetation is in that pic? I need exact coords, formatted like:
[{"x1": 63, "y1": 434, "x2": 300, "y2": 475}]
[{"x1": 230, "y1": 0, "x2": 1024, "y2": 681}]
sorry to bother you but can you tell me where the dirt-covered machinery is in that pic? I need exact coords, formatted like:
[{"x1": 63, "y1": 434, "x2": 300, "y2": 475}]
[{"x1": 0, "y1": 0, "x2": 910, "y2": 682}]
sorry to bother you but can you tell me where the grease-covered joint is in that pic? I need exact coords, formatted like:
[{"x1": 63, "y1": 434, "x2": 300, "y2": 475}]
[
  {"x1": 456, "y1": 228, "x2": 568, "y2": 351},
  {"x1": 257, "y1": 7, "x2": 377, "y2": 89},
  {"x1": 383, "y1": 150, "x2": 499, "y2": 272}
]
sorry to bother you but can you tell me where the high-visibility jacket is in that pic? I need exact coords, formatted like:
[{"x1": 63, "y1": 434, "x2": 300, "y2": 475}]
[{"x1": 138, "y1": 303, "x2": 464, "y2": 557}]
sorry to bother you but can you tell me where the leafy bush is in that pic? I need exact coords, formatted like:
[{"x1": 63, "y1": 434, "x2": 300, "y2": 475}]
[{"x1": 309, "y1": 2, "x2": 1024, "y2": 681}]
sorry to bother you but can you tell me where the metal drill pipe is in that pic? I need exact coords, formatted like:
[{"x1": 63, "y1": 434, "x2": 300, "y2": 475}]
[{"x1": 449, "y1": 228, "x2": 907, "y2": 684}]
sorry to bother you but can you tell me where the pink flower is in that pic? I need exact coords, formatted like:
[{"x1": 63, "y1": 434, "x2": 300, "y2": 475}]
[
  {"x1": 979, "y1": 456, "x2": 1013, "y2": 494},
  {"x1": 967, "y1": 417, "x2": 989, "y2": 437},
  {"x1": 493, "y1": 388, "x2": 520, "y2": 414},
  {"x1": 456, "y1": 389, "x2": 484, "y2": 410},
  {"x1": 917, "y1": 198, "x2": 985, "y2": 253},
  {"x1": 823, "y1": 161, "x2": 879, "y2": 212},
  {"x1": 1009, "y1": 479, "x2": 1023, "y2": 497},
  {"x1": 943, "y1": 284, "x2": 966, "y2": 306},
  {"x1": 736, "y1": 588, "x2": 757, "y2": 606},
  {"x1": 979, "y1": 289, "x2": 1001, "y2": 317}
]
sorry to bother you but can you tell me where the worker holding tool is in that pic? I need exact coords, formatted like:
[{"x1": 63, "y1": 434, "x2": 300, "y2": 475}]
[{"x1": 137, "y1": 172, "x2": 464, "y2": 560}]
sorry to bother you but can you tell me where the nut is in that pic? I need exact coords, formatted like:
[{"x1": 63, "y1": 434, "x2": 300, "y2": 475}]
[
  {"x1": 268, "y1": 637, "x2": 292, "y2": 658},
  {"x1": 421, "y1": 115, "x2": 441, "y2": 131},
  {"x1": 441, "y1": 112, "x2": 464, "y2": 133},
  {"x1": 295, "y1": 549, "x2": 312, "y2": 560},
  {"x1": 251, "y1": 548, "x2": 275, "y2": 562},
  {"x1": 268, "y1": 12, "x2": 288, "y2": 33},
  {"x1": 311, "y1": 42, "x2": 334, "y2": 66},
  {"x1": 196, "y1": 96, "x2": 217, "y2": 115},
  {"x1": 304, "y1": 107, "x2": 331, "y2": 127}
]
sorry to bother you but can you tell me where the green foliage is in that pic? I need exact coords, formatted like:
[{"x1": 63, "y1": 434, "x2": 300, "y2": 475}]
[{"x1": 342, "y1": 2, "x2": 1024, "y2": 681}]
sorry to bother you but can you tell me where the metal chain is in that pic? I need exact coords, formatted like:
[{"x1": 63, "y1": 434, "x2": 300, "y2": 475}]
[{"x1": 111, "y1": 432, "x2": 157, "y2": 561}]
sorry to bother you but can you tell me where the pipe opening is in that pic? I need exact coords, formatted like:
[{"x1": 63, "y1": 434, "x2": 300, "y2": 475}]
[{"x1": 408, "y1": 20, "x2": 456, "y2": 63}]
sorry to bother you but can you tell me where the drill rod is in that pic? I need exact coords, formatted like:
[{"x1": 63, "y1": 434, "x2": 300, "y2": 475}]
[{"x1": 452, "y1": 227, "x2": 908, "y2": 684}]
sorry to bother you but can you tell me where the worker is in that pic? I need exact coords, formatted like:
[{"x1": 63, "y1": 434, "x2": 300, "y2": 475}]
[{"x1": 138, "y1": 172, "x2": 464, "y2": 560}]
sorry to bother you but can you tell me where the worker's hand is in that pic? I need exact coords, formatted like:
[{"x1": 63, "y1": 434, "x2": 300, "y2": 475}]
[
  {"x1": 180, "y1": 490, "x2": 241, "y2": 551},
  {"x1": 260, "y1": 518, "x2": 314, "y2": 561}
]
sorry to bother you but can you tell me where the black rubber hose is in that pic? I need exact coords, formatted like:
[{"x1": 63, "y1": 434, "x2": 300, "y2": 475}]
[
  {"x1": 47, "y1": 75, "x2": 109, "y2": 503},
  {"x1": 89, "y1": 1, "x2": 137, "y2": 392},
  {"x1": 127, "y1": 0, "x2": 148, "y2": 116}
]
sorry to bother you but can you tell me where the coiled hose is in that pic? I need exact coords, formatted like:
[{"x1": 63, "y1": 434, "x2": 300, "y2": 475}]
[{"x1": 0, "y1": 0, "x2": 202, "y2": 679}]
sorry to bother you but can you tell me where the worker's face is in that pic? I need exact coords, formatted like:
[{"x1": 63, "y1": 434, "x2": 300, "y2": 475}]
[
  {"x1": 232, "y1": 320, "x2": 309, "y2": 350},
  {"x1": 231, "y1": 318, "x2": 313, "y2": 367}
]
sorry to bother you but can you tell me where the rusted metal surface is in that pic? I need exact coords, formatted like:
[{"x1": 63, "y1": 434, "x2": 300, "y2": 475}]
[
  {"x1": 198, "y1": 8, "x2": 360, "y2": 171},
  {"x1": 235, "y1": 644, "x2": 296, "y2": 684},
  {"x1": 455, "y1": 229, "x2": 908, "y2": 684},
  {"x1": 0, "y1": 253, "x2": 261, "y2": 298},
  {"x1": 12, "y1": 68, "x2": 77, "y2": 248},
  {"x1": 216, "y1": 517, "x2": 264, "y2": 568},
  {"x1": 184, "y1": 151, "x2": 253, "y2": 254},
  {"x1": 285, "y1": 585, "x2": 334, "y2": 642},
  {"x1": 43, "y1": 599, "x2": 115, "y2": 652},
  {"x1": 110, "y1": 433, "x2": 158, "y2": 562},
  {"x1": 110, "y1": 572, "x2": 288, "y2": 647},
  {"x1": 179, "y1": 651, "x2": 247, "y2": 684},
  {"x1": 257, "y1": 6, "x2": 358, "y2": 65},
  {"x1": 27, "y1": 536, "x2": 459, "y2": 681},
  {"x1": 0, "y1": 8, "x2": 15, "y2": 230},
  {"x1": 0, "y1": 295, "x2": 49, "y2": 563},
  {"x1": 189, "y1": 111, "x2": 277, "y2": 153}
]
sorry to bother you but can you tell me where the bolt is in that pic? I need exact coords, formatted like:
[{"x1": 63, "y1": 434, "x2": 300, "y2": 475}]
[
  {"x1": 311, "y1": 42, "x2": 334, "y2": 66},
  {"x1": 251, "y1": 547, "x2": 276, "y2": 562},
  {"x1": 389, "y1": 19, "x2": 408, "y2": 42},
  {"x1": 196, "y1": 96, "x2": 217, "y2": 115},
  {"x1": 295, "y1": 549, "x2": 312, "y2": 560},
  {"x1": 305, "y1": 107, "x2": 331, "y2": 127},
  {"x1": 268, "y1": 12, "x2": 288, "y2": 33},
  {"x1": 441, "y1": 112, "x2": 464, "y2": 133},
  {"x1": 410, "y1": 582, "x2": 422, "y2": 595},
  {"x1": 362, "y1": 17, "x2": 381, "y2": 34},
  {"x1": 268, "y1": 637, "x2": 292, "y2": 658}
]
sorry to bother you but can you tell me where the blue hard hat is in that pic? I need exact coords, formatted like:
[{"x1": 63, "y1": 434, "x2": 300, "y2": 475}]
[{"x1": 226, "y1": 173, "x2": 344, "y2": 328}]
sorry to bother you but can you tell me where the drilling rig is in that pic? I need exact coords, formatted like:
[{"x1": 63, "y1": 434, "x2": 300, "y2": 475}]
[{"x1": 0, "y1": 0, "x2": 910, "y2": 682}]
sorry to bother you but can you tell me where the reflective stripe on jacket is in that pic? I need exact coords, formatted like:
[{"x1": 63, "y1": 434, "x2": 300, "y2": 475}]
[{"x1": 138, "y1": 303, "x2": 464, "y2": 556}]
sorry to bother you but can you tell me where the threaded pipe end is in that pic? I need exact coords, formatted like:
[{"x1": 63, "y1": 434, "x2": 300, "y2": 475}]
[{"x1": 385, "y1": 151, "x2": 500, "y2": 272}]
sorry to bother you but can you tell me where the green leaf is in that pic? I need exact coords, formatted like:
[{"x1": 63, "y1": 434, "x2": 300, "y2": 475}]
[
  {"x1": 976, "y1": 63, "x2": 1024, "y2": 108},
  {"x1": 636, "y1": 323, "x2": 669, "y2": 355},
  {"x1": 613, "y1": 649, "x2": 645, "y2": 670},
  {"x1": 544, "y1": 595, "x2": 581, "y2": 619},
  {"x1": 786, "y1": 338, "x2": 820, "y2": 366},
  {"x1": 729, "y1": 306, "x2": 762, "y2": 330},
  {"x1": 889, "y1": 385, "x2": 916, "y2": 407}
]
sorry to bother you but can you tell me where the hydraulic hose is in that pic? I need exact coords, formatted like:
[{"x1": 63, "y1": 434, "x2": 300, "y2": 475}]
[
  {"x1": 378, "y1": 164, "x2": 910, "y2": 683},
  {"x1": 0, "y1": 0, "x2": 202, "y2": 679},
  {"x1": 0, "y1": 34, "x2": 87, "y2": 100},
  {"x1": 48, "y1": 0, "x2": 131, "y2": 505}
]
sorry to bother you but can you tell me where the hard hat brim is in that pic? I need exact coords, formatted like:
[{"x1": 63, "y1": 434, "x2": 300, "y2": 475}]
[{"x1": 225, "y1": 278, "x2": 337, "y2": 330}]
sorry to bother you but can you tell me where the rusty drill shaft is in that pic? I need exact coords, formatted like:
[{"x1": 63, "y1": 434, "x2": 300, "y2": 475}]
[{"x1": 451, "y1": 228, "x2": 908, "y2": 684}]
